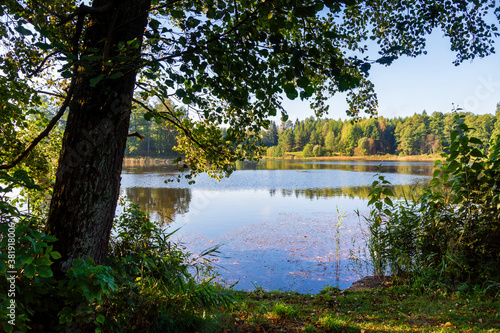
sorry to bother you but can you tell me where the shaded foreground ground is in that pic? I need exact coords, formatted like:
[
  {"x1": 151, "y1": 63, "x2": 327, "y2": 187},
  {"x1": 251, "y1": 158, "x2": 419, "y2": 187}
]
[{"x1": 217, "y1": 280, "x2": 499, "y2": 333}]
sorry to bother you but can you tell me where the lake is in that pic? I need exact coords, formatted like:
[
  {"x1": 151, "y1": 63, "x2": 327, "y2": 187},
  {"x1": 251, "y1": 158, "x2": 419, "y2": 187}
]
[{"x1": 119, "y1": 159, "x2": 434, "y2": 294}]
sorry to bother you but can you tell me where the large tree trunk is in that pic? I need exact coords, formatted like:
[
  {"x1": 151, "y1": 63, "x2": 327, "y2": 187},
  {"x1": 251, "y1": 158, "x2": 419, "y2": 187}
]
[{"x1": 45, "y1": 0, "x2": 151, "y2": 273}]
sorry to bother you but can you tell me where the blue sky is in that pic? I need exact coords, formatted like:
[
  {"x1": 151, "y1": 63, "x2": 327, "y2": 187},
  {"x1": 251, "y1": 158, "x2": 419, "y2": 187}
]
[{"x1": 282, "y1": 31, "x2": 500, "y2": 121}]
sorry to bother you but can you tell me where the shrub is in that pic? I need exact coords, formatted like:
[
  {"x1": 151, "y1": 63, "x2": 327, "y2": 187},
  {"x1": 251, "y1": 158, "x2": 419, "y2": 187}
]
[
  {"x1": 303, "y1": 144, "x2": 313, "y2": 157},
  {"x1": 0, "y1": 170, "x2": 232, "y2": 332},
  {"x1": 312, "y1": 145, "x2": 323, "y2": 157},
  {"x1": 366, "y1": 115, "x2": 500, "y2": 294}
]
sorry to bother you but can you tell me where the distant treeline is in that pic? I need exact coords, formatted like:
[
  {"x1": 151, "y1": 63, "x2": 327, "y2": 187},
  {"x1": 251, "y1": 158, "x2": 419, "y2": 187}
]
[
  {"x1": 264, "y1": 105, "x2": 500, "y2": 157},
  {"x1": 125, "y1": 102, "x2": 500, "y2": 159}
]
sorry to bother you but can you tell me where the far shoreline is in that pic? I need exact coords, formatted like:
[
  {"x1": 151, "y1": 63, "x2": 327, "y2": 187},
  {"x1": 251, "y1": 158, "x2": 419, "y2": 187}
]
[{"x1": 123, "y1": 154, "x2": 441, "y2": 167}]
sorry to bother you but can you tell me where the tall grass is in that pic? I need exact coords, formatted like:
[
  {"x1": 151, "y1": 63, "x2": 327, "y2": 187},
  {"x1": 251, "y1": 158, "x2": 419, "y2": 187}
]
[{"x1": 365, "y1": 115, "x2": 500, "y2": 295}]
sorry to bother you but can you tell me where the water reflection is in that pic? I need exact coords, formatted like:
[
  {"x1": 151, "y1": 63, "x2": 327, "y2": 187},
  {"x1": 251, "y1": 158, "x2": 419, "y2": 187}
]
[
  {"x1": 119, "y1": 160, "x2": 434, "y2": 293},
  {"x1": 124, "y1": 187, "x2": 191, "y2": 224},
  {"x1": 124, "y1": 183, "x2": 426, "y2": 226},
  {"x1": 236, "y1": 159, "x2": 434, "y2": 176},
  {"x1": 287, "y1": 184, "x2": 426, "y2": 201}
]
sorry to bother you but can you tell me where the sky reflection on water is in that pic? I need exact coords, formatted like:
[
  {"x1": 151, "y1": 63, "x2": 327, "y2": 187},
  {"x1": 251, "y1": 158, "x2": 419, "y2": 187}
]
[{"x1": 119, "y1": 159, "x2": 433, "y2": 293}]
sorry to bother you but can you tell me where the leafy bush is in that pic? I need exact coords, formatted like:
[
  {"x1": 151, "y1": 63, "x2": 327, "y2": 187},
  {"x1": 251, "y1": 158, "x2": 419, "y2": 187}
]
[
  {"x1": 312, "y1": 145, "x2": 323, "y2": 157},
  {"x1": 104, "y1": 203, "x2": 233, "y2": 332},
  {"x1": 303, "y1": 144, "x2": 313, "y2": 157},
  {"x1": 266, "y1": 145, "x2": 284, "y2": 158},
  {"x1": 1, "y1": 170, "x2": 232, "y2": 332},
  {"x1": 366, "y1": 115, "x2": 500, "y2": 294}
]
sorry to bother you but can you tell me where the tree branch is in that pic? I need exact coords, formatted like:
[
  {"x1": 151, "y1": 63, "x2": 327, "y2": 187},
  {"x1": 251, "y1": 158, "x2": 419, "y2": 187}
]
[
  {"x1": 132, "y1": 97, "x2": 208, "y2": 152},
  {"x1": 0, "y1": 79, "x2": 76, "y2": 170},
  {"x1": 127, "y1": 131, "x2": 145, "y2": 140},
  {"x1": 29, "y1": 51, "x2": 59, "y2": 79},
  {"x1": 157, "y1": 1, "x2": 268, "y2": 62},
  {"x1": 36, "y1": 90, "x2": 66, "y2": 99}
]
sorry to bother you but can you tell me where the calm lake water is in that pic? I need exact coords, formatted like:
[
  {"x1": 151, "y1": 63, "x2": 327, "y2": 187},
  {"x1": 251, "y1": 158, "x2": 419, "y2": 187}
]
[{"x1": 119, "y1": 159, "x2": 434, "y2": 294}]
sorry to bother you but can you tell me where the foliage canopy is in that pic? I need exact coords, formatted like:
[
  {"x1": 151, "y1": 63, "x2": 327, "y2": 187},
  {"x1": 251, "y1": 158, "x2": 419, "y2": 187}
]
[{"x1": 1, "y1": 0, "x2": 499, "y2": 176}]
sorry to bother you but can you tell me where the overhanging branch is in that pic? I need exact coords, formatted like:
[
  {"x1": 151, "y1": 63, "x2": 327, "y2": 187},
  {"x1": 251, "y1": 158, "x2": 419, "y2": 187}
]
[
  {"x1": 0, "y1": 79, "x2": 76, "y2": 170},
  {"x1": 132, "y1": 97, "x2": 208, "y2": 152}
]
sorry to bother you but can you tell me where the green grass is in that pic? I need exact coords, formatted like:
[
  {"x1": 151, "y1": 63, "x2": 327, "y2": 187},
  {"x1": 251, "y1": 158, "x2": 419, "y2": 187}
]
[{"x1": 217, "y1": 285, "x2": 500, "y2": 332}]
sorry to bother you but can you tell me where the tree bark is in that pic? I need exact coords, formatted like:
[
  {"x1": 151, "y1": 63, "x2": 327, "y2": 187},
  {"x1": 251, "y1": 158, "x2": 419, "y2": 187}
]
[{"x1": 45, "y1": 0, "x2": 151, "y2": 273}]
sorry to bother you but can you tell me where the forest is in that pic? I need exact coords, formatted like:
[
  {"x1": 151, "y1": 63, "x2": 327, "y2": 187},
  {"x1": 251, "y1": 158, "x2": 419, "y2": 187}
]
[
  {"x1": 126, "y1": 103, "x2": 500, "y2": 159},
  {"x1": 264, "y1": 107, "x2": 500, "y2": 157}
]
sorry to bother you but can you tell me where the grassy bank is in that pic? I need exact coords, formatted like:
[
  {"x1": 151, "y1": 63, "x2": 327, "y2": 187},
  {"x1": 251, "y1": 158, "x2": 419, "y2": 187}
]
[{"x1": 218, "y1": 283, "x2": 499, "y2": 333}]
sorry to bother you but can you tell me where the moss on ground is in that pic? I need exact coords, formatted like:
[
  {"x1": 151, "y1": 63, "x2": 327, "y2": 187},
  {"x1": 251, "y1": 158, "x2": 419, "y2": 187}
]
[{"x1": 216, "y1": 284, "x2": 499, "y2": 333}]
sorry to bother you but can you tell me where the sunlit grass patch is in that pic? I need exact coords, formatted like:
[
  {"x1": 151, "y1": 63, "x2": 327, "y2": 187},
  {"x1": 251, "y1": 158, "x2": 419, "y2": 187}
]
[
  {"x1": 317, "y1": 313, "x2": 348, "y2": 330},
  {"x1": 271, "y1": 301, "x2": 299, "y2": 319}
]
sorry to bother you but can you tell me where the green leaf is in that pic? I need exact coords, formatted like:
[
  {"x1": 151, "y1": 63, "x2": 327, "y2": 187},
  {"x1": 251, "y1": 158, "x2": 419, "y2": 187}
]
[
  {"x1": 35, "y1": 42, "x2": 52, "y2": 50},
  {"x1": 50, "y1": 251, "x2": 62, "y2": 259},
  {"x1": 470, "y1": 148, "x2": 483, "y2": 157},
  {"x1": 296, "y1": 76, "x2": 310, "y2": 89},
  {"x1": 175, "y1": 89, "x2": 186, "y2": 98},
  {"x1": 382, "y1": 188, "x2": 394, "y2": 196},
  {"x1": 37, "y1": 266, "x2": 53, "y2": 278},
  {"x1": 25, "y1": 263, "x2": 35, "y2": 278},
  {"x1": 376, "y1": 56, "x2": 395, "y2": 65},
  {"x1": 0, "y1": 260, "x2": 6, "y2": 274},
  {"x1": 144, "y1": 112, "x2": 153, "y2": 121},
  {"x1": 15, "y1": 25, "x2": 32, "y2": 35},
  {"x1": 109, "y1": 71, "x2": 123, "y2": 79},
  {"x1": 384, "y1": 197, "x2": 393, "y2": 207},
  {"x1": 207, "y1": 8, "x2": 216, "y2": 19},
  {"x1": 448, "y1": 160, "x2": 460, "y2": 171},
  {"x1": 35, "y1": 255, "x2": 53, "y2": 266},
  {"x1": 143, "y1": 72, "x2": 156, "y2": 80},
  {"x1": 430, "y1": 178, "x2": 440, "y2": 187},
  {"x1": 96, "y1": 314, "x2": 105, "y2": 324},
  {"x1": 295, "y1": 6, "x2": 316, "y2": 18},
  {"x1": 186, "y1": 17, "x2": 201, "y2": 28},
  {"x1": 469, "y1": 137, "x2": 483, "y2": 145},
  {"x1": 360, "y1": 62, "x2": 371, "y2": 74},
  {"x1": 89, "y1": 74, "x2": 105, "y2": 87},
  {"x1": 284, "y1": 83, "x2": 298, "y2": 100},
  {"x1": 19, "y1": 254, "x2": 34, "y2": 265},
  {"x1": 149, "y1": 19, "x2": 160, "y2": 30}
]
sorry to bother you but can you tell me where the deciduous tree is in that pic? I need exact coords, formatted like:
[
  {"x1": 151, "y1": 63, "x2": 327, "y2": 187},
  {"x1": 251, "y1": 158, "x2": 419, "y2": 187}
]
[{"x1": 1, "y1": 0, "x2": 498, "y2": 272}]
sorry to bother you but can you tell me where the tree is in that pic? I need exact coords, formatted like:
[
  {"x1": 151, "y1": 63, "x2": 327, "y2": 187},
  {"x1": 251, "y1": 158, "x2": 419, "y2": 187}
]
[
  {"x1": 341, "y1": 122, "x2": 363, "y2": 155},
  {"x1": 262, "y1": 121, "x2": 278, "y2": 146},
  {"x1": 303, "y1": 143, "x2": 313, "y2": 157},
  {"x1": 1, "y1": 0, "x2": 498, "y2": 274},
  {"x1": 278, "y1": 128, "x2": 295, "y2": 152},
  {"x1": 491, "y1": 103, "x2": 500, "y2": 145},
  {"x1": 357, "y1": 137, "x2": 370, "y2": 156},
  {"x1": 395, "y1": 113, "x2": 429, "y2": 155}
]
